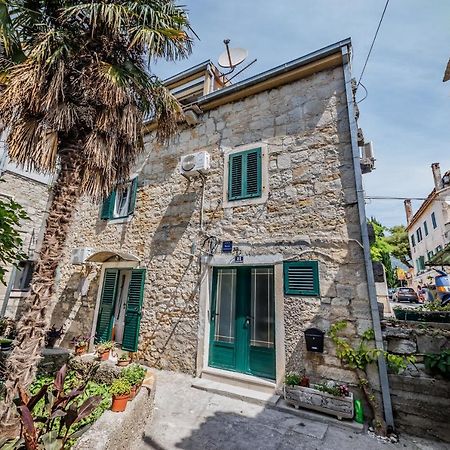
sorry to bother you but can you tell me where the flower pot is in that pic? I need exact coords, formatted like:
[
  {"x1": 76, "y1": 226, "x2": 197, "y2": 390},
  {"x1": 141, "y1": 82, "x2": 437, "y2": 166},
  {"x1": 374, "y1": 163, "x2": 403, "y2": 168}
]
[
  {"x1": 117, "y1": 359, "x2": 131, "y2": 367},
  {"x1": 99, "y1": 349, "x2": 110, "y2": 361},
  {"x1": 129, "y1": 383, "x2": 142, "y2": 401},
  {"x1": 111, "y1": 394, "x2": 129, "y2": 412},
  {"x1": 0, "y1": 339, "x2": 12, "y2": 351},
  {"x1": 75, "y1": 344, "x2": 87, "y2": 356},
  {"x1": 284, "y1": 385, "x2": 354, "y2": 420}
]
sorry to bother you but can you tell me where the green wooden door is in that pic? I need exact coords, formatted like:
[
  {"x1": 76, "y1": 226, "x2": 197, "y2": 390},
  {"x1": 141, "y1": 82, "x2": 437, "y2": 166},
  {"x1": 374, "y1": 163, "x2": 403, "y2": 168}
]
[
  {"x1": 95, "y1": 269, "x2": 119, "y2": 343},
  {"x1": 209, "y1": 266, "x2": 275, "y2": 380}
]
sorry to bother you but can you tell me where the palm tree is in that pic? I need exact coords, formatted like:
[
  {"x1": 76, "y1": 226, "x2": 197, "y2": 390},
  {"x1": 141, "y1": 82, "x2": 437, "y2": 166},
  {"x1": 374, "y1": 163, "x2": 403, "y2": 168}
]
[{"x1": 0, "y1": 0, "x2": 192, "y2": 423}]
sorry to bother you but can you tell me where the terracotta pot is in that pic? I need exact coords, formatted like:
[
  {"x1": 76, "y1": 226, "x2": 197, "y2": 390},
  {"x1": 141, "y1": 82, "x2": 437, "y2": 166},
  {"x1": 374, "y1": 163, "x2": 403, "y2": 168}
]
[
  {"x1": 75, "y1": 345, "x2": 87, "y2": 356},
  {"x1": 99, "y1": 349, "x2": 110, "y2": 361},
  {"x1": 129, "y1": 385, "x2": 136, "y2": 400},
  {"x1": 117, "y1": 359, "x2": 130, "y2": 367},
  {"x1": 111, "y1": 394, "x2": 129, "y2": 412}
]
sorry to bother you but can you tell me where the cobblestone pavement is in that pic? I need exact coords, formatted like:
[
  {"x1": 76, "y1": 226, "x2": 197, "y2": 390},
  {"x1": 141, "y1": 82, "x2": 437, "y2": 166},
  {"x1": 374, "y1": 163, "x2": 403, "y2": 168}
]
[{"x1": 132, "y1": 370, "x2": 449, "y2": 450}]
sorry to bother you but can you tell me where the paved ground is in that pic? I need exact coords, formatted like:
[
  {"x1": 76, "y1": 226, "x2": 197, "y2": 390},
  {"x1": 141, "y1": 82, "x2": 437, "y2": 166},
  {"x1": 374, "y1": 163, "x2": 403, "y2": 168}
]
[{"x1": 132, "y1": 370, "x2": 449, "y2": 450}]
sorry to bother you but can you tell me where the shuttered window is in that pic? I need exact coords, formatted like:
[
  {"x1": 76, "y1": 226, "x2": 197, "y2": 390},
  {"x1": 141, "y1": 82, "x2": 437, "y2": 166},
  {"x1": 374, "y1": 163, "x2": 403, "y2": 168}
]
[
  {"x1": 283, "y1": 261, "x2": 320, "y2": 296},
  {"x1": 101, "y1": 177, "x2": 138, "y2": 220},
  {"x1": 95, "y1": 269, "x2": 119, "y2": 343},
  {"x1": 228, "y1": 148, "x2": 262, "y2": 201},
  {"x1": 121, "y1": 269, "x2": 146, "y2": 352}
]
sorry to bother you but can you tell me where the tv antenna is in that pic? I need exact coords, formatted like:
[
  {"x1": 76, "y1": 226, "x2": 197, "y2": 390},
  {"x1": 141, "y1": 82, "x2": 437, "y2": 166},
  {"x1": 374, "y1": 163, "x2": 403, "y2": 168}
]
[{"x1": 218, "y1": 39, "x2": 257, "y2": 83}]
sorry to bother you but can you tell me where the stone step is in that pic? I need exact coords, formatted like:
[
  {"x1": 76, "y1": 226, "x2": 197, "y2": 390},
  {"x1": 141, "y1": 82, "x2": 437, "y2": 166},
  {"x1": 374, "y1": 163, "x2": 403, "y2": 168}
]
[
  {"x1": 192, "y1": 378, "x2": 280, "y2": 406},
  {"x1": 200, "y1": 367, "x2": 276, "y2": 395}
]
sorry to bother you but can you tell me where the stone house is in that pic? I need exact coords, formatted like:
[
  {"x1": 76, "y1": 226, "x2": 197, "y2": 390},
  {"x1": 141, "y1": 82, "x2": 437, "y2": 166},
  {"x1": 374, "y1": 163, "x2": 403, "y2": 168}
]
[
  {"x1": 51, "y1": 39, "x2": 382, "y2": 397},
  {"x1": 0, "y1": 134, "x2": 52, "y2": 318}
]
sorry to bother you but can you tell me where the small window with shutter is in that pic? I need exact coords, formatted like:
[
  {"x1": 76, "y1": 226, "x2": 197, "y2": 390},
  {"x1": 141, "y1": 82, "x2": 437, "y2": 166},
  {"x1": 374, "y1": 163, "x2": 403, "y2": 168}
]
[
  {"x1": 283, "y1": 261, "x2": 320, "y2": 296},
  {"x1": 101, "y1": 177, "x2": 138, "y2": 220},
  {"x1": 228, "y1": 148, "x2": 262, "y2": 201}
]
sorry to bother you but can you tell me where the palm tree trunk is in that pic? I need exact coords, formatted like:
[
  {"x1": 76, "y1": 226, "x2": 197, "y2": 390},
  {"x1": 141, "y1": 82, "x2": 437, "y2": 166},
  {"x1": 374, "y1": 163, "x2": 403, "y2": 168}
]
[{"x1": 0, "y1": 146, "x2": 81, "y2": 425}]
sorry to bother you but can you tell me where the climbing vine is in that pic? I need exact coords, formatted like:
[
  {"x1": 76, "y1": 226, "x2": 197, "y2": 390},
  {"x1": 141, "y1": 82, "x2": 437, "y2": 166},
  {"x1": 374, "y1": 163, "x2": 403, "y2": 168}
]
[{"x1": 329, "y1": 321, "x2": 414, "y2": 435}]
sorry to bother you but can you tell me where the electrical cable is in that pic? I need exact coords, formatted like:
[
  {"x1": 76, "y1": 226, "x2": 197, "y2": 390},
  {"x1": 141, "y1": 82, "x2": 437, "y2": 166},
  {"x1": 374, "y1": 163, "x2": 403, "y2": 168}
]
[{"x1": 357, "y1": 0, "x2": 390, "y2": 88}]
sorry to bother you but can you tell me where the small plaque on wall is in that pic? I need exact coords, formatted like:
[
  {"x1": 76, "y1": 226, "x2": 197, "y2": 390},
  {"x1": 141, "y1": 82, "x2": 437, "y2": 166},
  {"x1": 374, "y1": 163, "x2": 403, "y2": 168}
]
[
  {"x1": 222, "y1": 241, "x2": 233, "y2": 253},
  {"x1": 234, "y1": 255, "x2": 244, "y2": 263}
]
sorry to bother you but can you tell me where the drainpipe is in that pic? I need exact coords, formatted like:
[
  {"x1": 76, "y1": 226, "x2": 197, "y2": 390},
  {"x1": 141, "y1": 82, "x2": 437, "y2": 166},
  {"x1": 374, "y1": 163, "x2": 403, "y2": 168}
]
[{"x1": 341, "y1": 45, "x2": 394, "y2": 429}]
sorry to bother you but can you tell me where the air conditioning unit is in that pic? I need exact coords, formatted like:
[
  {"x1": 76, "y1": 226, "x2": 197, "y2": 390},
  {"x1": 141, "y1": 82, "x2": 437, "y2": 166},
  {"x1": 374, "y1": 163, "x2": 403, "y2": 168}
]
[
  {"x1": 71, "y1": 247, "x2": 94, "y2": 265},
  {"x1": 180, "y1": 151, "x2": 211, "y2": 177}
]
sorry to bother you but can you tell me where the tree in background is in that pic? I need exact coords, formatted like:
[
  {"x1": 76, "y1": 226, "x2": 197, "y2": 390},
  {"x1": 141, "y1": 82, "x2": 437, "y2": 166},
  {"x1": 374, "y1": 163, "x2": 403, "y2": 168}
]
[
  {"x1": 385, "y1": 225, "x2": 412, "y2": 269},
  {"x1": 0, "y1": 190, "x2": 28, "y2": 285},
  {"x1": 368, "y1": 218, "x2": 397, "y2": 287},
  {"x1": 0, "y1": 0, "x2": 192, "y2": 423}
]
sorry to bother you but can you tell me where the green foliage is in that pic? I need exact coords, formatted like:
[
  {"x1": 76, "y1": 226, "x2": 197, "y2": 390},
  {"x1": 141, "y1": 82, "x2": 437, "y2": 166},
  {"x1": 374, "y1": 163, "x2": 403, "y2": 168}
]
[
  {"x1": 0, "y1": 191, "x2": 28, "y2": 285},
  {"x1": 424, "y1": 350, "x2": 450, "y2": 379},
  {"x1": 418, "y1": 301, "x2": 450, "y2": 312},
  {"x1": 329, "y1": 321, "x2": 414, "y2": 374},
  {"x1": 386, "y1": 225, "x2": 413, "y2": 269},
  {"x1": 96, "y1": 340, "x2": 115, "y2": 352},
  {"x1": 120, "y1": 363, "x2": 146, "y2": 386},
  {"x1": 284, "y1": 372, "x2": 302, "y2": 387},
  {"x1": 110, "y1": 378, "x2": 131, "y2": 396},
  {"x1": 314, "y1": 381, "x2": 350, "y2": 397},
  {"x1": 119, "y1": 352, "x2": 130, "y2": 361}
]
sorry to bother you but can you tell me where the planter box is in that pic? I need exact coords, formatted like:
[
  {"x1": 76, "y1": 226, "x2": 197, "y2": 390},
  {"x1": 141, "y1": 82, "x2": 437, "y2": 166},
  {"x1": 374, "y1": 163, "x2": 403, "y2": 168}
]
[
  {"x1": 394, "y1": 309, "x2": 450, "y2": 323},
  {"x1": 284, "y1": 385, "x2": 354, "y2": 420}
]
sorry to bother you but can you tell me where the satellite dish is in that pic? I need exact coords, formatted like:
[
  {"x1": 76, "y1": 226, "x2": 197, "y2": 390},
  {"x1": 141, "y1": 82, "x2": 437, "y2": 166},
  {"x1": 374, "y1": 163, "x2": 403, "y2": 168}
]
[{"x1": 218, "y1": 47, "x2": 248, "y2": 69}]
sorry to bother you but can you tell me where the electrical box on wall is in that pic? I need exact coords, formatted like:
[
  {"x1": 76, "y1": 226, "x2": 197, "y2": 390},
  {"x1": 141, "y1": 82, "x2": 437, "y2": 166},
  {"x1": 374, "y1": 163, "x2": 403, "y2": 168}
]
[{"x1": 180, "y1": 151, "x2": 211, "y2": 177}]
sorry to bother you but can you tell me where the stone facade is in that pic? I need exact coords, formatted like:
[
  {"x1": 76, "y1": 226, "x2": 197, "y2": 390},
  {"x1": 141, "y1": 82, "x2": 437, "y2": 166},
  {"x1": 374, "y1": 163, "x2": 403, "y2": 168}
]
[
  {"x1": 52, "y1": 56, "x2": 375, "y2": 391},
  {"x1": 0, "y1": 169, "x2": 50, "y2": 317}
]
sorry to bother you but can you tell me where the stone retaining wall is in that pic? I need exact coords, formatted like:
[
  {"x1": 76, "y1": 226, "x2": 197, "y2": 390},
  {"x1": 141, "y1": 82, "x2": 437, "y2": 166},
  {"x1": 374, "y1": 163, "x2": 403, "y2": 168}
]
[{"x1": 382, "y1": 320, "x2": 450, "y2": 442}]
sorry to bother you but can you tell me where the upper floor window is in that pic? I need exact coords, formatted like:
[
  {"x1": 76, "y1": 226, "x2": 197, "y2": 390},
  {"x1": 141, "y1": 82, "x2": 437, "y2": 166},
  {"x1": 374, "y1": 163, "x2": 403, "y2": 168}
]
[
  {"x1": 12, "y1": 260, "x2": 34, "y2": 291},
  {"x1": 423, "y1": 221, "x2": 428, "y2": 236},
  {"x1": 411, "y1": 234, "x2": 416, "y2": 247},
  {"x1": 416, "y1": 227, "x2": 423, "y2": 243},
  {"x1": 431, "y1": 212, "x2": 437, "y2": 229},
  {"x1": 101, "y1": 178, "x2": 138, "y2": 220},
  {"x1": 436, "y1": 245, "x2": 443, "y2": 253},
  {"x1": 228, "y1": 148, "x2": 262, "y2": 201},
  {"x1": 427, "y1": 250, "x2": 434, "y2": 260}
]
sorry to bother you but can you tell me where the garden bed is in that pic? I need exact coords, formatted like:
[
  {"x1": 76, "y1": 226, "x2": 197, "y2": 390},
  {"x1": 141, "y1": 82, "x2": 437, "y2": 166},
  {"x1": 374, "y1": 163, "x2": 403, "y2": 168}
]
[{"x1": 393, "y1": 309, "x2": 450, "y2": 323}]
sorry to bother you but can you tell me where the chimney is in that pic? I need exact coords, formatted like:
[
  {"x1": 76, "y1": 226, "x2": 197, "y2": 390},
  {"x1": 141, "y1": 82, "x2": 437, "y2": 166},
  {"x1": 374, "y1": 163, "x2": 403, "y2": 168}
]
[
  {"x1": 431, "y1": 162, "x2": 443, "y2": 190},
  {"x1": 404, "y1": 199, "x2": 413, "y2": 224}
]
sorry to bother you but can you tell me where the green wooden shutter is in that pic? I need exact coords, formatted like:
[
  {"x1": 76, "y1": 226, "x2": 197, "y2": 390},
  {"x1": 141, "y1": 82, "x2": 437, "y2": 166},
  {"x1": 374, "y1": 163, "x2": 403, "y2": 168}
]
[
  {"x1": 228, "y1": 148, "x2": 262, "y2": 201},
  {"x1": 283, "y1": 261, "x2": 320, "y2": 296},
  {"x1": 101, "y1": 191, "x2": 116, "y2": 220},
  {"x1": 95, "y1": 269, "x2": 119, "y2": 343},
  {"x1": 122, "y1": 269, "x2": 146, "y2": 352},
  {"x1": 127, "y1": 177, "x2": 138, "y2": 216}
]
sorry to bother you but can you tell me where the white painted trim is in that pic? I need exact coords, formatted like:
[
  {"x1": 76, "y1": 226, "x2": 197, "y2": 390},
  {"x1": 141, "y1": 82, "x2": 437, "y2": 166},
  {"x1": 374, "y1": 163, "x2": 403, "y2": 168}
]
[
  {"x1": 89, "y1": 260, "x2": 139, "y2": 351},
  {"x1": 222, "y1": 142, "x2": 269, "y2": 209},
  {"x1": 201, "y1": 253, "x2": 283, "y2": 266}
]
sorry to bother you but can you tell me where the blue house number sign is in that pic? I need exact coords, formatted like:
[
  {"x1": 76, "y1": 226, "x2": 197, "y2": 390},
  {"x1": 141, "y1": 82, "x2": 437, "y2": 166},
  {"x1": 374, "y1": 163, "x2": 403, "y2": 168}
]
[{"x1": 222, "y1": 241, "x2": 233, "y2": 253}]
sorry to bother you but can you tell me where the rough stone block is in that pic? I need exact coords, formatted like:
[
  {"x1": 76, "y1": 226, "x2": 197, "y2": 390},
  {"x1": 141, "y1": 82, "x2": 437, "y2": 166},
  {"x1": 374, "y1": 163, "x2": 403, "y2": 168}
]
[{"x1": 387, "y1": 338, "x2": 417, "y2": 355}]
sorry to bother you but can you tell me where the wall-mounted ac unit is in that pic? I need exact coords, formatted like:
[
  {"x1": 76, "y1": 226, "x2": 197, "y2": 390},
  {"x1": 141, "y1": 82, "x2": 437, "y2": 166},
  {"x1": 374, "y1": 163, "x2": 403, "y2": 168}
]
[
  {"x1": 180, "y1": 151, "x2": 211, "y2": 177},
  {"x1": 71, "y1": 247, "x2": 94, "y2": 265}
]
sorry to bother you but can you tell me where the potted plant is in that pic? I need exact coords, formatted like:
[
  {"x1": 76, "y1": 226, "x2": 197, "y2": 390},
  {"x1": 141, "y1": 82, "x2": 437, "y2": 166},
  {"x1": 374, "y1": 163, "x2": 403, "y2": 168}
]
[
  {"x1": 71, "y1": 335, "x2": 91, "y2": 355},
  {"x1": 110, "y1": 378, "x2": 131, "y2": 412},
  {"x1": 96, "y1": 341, "x2": 115, "y2": 361},
  {"x1": 284, "y1": 373, "x2": 354, "y2": 420},
  {"x1": 0, "y1": 338, "x2": 13, "y2": 351},
  {"x1": 45, "y1": 325, "x2": 63, "y2": 348},
  {"x1": 121, "y1": 364, "x2": 147, "y2": 400},
  {"x1": 117, "y1": 352, "x2": 131, "y2": 367}
]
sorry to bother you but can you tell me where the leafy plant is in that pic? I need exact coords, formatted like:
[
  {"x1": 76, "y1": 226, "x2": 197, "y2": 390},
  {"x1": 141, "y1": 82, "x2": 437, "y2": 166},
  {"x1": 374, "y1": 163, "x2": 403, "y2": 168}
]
[
  {"x1": 70, "y1": 335, "x2": 91, "y2": 348},
  {"x1": 314, "y1": 381, "x2": 350, "y2": 397},
  {"x1": 284, "y1": 372, "x2": 302, "y2": 387},
  {"x1": 0, "y1": 190, "x2": 29, "y2": 286},
  {"x1": 120, "y1": 364, "x2": 146, "y2": 387},
  {"x1": 424, "y1": 350, "x2": 450, "y2": 379},
  {"x1": 119, "y1": 353, "x2": 130, "y2": 361},
  {"x1": 96, "y1": 341, "x2": 115, "y2": 353},
  {"x1": 418, "y1": 301, "x2": 450, "y2": 312},
  {"x1": 110, "y1": 378, "x2": 131, "y2": 397},
  {"x1": 6, "y1": 364, "x2": 104, "y2": 449}
]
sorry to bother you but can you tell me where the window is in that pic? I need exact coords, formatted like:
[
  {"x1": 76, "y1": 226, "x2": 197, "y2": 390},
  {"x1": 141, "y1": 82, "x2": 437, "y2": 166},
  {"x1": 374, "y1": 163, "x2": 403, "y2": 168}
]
[
  {"x1": 12, "y1": 260, "x2": 34, "y2": 291},
  {"x1": 416, "y1": 227, "x2": 423, "y2": 242},
  {"x1": 101, "y1": 178, "x2": 138, "y2": 220},
  {"x1": 427, "y1": 250, "x2": 434, "y2": 260},
  {"x1": 423, "y1": 221, "x2": 428, "y2": 236},
  {"x1": 283, "y1": 261, "x2": 320, "y2": 296},
  {"x1": 228, "y1": 148, "x2": 262, "y2": 201},
  {"x1": 416, "y1": 256, "x2": 425, "y2": 272},
  {"x1": 436, "y1": 245, "x2": 443, "y2": 253},
  {"x1": 431, "y1": 212, "x2": 437, "y2": 229},
  {"x1": 411, "y1": 235, "x2": 416, "y2": 247}
]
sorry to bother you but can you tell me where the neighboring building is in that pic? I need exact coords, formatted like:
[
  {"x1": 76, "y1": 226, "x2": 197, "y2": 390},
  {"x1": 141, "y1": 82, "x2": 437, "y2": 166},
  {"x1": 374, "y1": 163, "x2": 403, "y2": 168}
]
[
  {"x1": 0, "y1": 132, "x2": 52, "y2": 317},
  {"x1": 47, "y1": 39, "x2": 379, "y2": 394},
  {"x1": 404, "y1": 163, "x2": 450, "y2": 284}
]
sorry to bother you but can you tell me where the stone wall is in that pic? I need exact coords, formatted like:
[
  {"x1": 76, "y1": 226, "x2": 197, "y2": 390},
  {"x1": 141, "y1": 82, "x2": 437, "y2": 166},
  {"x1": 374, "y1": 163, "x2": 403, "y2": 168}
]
[
  {"x1": 383, "y1": 320, "x2": 450, "y2": 442},
  {"x1": 0, "y1": 170, "x2": 50, "y2": 317},
  {"x1": 52, "y1": 64, "x2": 375, "y2": 388}
]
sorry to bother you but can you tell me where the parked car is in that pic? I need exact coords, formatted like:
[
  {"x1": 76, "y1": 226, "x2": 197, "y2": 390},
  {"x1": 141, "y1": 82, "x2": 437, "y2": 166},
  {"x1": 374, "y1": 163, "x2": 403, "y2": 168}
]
[{"x1": 392, "y1": 287, "x2": 419, "y2": 303}]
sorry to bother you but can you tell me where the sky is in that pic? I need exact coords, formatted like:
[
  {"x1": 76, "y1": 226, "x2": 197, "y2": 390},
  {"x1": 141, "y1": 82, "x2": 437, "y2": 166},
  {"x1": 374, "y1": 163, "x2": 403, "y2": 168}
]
[{"x1": 153, "y1": 1, "x2": 450, "y2": 227}]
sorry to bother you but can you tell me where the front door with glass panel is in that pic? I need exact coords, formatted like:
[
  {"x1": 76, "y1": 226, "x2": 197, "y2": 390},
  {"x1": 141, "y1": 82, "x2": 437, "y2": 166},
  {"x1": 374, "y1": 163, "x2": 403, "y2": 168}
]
[{"x1": 209, "y1": 266, "x2": 275, "y2": 380}]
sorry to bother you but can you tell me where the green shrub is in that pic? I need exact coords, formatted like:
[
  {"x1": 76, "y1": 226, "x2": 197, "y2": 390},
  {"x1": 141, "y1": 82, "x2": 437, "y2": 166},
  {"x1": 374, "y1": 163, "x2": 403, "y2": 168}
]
[
  {"x1": 424, "y1": 349, "x2": 450, "y2": 379},
  {"x1": 97, "y1": 340, "x2": 115, "y2": 352},
  {"x1": 121, "y1": 364, "x2": 146, "y2": 386},
  {"x1": 284, "y1": 372, "x2": 302, "y2": 387},
  {"x1": 110, "y1": 378, "x2": 131, "y2": 396}
]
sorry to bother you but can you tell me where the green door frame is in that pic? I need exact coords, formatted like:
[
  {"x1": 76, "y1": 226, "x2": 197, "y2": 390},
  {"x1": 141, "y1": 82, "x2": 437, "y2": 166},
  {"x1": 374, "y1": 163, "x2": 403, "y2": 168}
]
[{"x1": 208, "y1": 266, "x2": 275, "y2": 380}]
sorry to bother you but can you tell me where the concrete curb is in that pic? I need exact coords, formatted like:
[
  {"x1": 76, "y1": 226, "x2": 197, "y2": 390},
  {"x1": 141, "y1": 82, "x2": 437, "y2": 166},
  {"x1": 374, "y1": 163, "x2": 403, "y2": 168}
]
[{"x1": 74, "y1": 372, "x2": 156, "y2": 450}]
